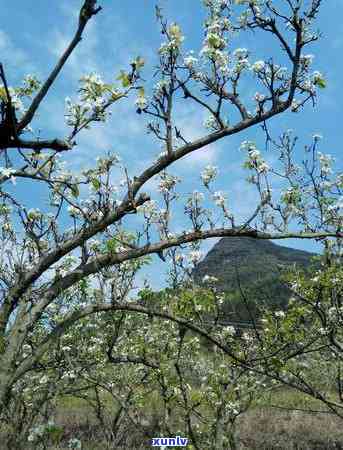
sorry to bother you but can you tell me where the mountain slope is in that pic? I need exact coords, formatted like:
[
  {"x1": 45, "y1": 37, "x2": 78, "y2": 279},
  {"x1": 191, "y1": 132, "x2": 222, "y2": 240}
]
[{"x1": 193, "y1": 237, "x2": 317, "y2": 318}]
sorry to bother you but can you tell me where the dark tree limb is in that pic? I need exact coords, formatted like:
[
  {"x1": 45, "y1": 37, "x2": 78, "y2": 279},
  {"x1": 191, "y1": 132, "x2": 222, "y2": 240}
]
[
  {"x1": 17, "y1": 0, "x2": 102, "y2": 132},
  {"x1": 0, "y1": 137, "x2": 72, "y2": 152}
]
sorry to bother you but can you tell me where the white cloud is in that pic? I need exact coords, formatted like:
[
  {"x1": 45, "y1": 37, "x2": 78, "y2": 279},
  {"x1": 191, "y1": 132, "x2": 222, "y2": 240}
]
[
  {"x1": 0, "y1": 29, "x2": 34, "y2": 79},
  {"x1": 0, "y1": 29, "x2": 9, "y2": 48},
  {"x1": 185, "y1": 144, "x2": 219, "y2": 166},
  {"x1": 48, "y1": 21, "x2": 101, "y2": 82},
  {"x1": 48, "y1": 0, "x2": 155, "y2": 87}
]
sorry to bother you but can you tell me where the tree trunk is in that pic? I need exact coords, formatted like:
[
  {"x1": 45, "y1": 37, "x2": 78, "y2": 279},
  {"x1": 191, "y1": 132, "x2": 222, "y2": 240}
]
[
  {"x1": 0, "y1": 359, "x2": 15, "y2": 411},
  {"x1": 228, "y1": 427, "x2": 238, "y2": 450}
]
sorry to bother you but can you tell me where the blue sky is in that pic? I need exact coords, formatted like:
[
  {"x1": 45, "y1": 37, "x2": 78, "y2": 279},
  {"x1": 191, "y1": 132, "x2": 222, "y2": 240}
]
[{"x1": 1, "y1": 0, "x2": 342, "y2": 289}]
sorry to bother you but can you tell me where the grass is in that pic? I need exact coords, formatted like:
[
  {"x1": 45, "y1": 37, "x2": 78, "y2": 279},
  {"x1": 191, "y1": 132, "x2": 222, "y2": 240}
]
[
  {"x1": 51, "y1": 389, "x2": 343, "y2": 449},
  {"x1": 238, "y1": 407, "x2": 343, "y2": 450},
  {"x1": 2, "y1": 388, "x2": 343, "y2": 449}
]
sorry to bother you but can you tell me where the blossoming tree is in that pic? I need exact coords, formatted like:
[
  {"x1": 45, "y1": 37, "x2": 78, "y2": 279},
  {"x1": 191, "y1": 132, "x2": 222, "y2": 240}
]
[
  {"x1": 0, "y1": 0, "x2": 341, "y2": 432},
  {"x1": 255, "y1": 253, "x2": 343, "y2": 418},
  {"x1": 8, "y1": 282, "x2": 268, "y2": 449}
]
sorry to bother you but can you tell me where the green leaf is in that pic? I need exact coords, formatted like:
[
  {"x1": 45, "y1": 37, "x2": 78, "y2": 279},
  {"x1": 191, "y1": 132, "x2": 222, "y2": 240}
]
[
  {"x1": 79, "y1": 279, "x2": 89, "y2": 294},
  {"x1": 0, "y1": 87, "x2": 8, "y2": 101},
  {"x1": 133, "y1": 56, "x2": 145, "y2": 71},
  {"x1": 47, "y1": 425, "x2": 64, "y2": 445},
  {"x1": 0, "y1": 336, "x2": 6, "y2": 354},
  {"x1": 111, "y1": 90, "x2": 124, "y2": 101},
  {"x1": 315, "y1": 78, "x2": 326, "y2": 89},
  {"x1": 208, "y1": 34, "x2": 221, "y2": 49},
  {"x1": 70, "y1": 184, "x2": 80, "y2": 198},
  {"x1": 190, "y1": 390, "x2": 202, "y2": 403},
  {"x1": 169, "y1": 23, "x2": 182, "y2": 40},
  {"x1": 106, "y1": 238, "x2": 117, "y2": 253},
  {"x1": 117, "y1": 71, "x2": 131, "y2": 88},
  {"x1": 91, "y1": 178, "x2": 101, "y2": 191}
]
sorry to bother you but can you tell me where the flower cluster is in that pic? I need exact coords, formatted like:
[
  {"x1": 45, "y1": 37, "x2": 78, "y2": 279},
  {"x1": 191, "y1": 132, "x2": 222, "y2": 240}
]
[
  {"x1": 212, "y1": 191, "x2": 226, "y2": 207},
  {"x1": 190, "y1": 190, "x2": 205, "y2": 204},
  {"x1": 241, "y1": 141, "x2": 270, "y2": 174},
  {"x1": 65, "y1": 71, "x2": 126, "y2": 131},
  {"x1": 202, "y1": 274, "x2": 219, "y2": 284},
  {"x1": 136, "y1": 200, "x2": 158, "y2": 219},
  {"x1": 135, "y1": 88, "x2": 148, "y2": 110},
  {"x1": 27, "y1": 208, "x2": 42, "y2": 221},
  {"x1": 27, "y1": 421, "x2": 61, "y2": 443},
  {"x1": 79, "y1": 73, "x2": 106, "y2": 102},
  {"x1": 318, "y1": 152, "x2": 334, "y2": 176},
  {"x1": 200, "y1": 6, "x2": 230, "y2": 73},
  {"x1": 159, "y1": 23, "x2": 184, "y2": 55},
  {"x1": 68, "y1": 438, "x2": 82, "y2": 449},
  {"x1": 203, "y1": 115, "x2": 221, "y2": 131},
  {"x1": 158, "y1": 173, "x2": 180, "y2": 193},
  {"x1": 252, "y1": 60, "x2": 266, "y2": 73},
  {"x1": 154, "y1": 79, "x2": 170, "y2": 98},
  {"x1": 184, "y1": 53, "x2": 198, "y2": 69},
  {"x1": 312, "y1": 71, "x2": 326, "y2": 89},
  {"x1": 201, "y1": 165, "x2": 218, "y2": 187},
  {"x1": 189, "y1": 250, "x2": 203, "y2": 264},
  {"x1": 300, "y1": 54, "x2": 314, "y2": 69},
  {"x1": 0, "y1": 167, "x2": 16, "y2": 184}
]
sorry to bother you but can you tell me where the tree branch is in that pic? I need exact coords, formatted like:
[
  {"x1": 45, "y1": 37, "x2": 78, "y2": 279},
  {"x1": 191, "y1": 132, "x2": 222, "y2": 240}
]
[
  {"x1": 1, "y1": 137, "x2": 72, "y2": 152},
  {"x1": 17, "y1": 0, "x2": 102, "y2": 132}
]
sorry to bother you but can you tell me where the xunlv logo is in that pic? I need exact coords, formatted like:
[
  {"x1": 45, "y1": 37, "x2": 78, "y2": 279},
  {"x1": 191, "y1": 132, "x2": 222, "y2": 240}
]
[{"x1": 151, "y1": 436, "x2": 188, "y2": 447}]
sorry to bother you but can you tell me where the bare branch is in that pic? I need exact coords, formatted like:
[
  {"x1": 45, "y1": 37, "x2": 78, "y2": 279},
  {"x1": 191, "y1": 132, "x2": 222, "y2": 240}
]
[
  {"x1": 17, "y1": 1, "x2": 102, "y2": 132},
  {"x1": 0, "y1": 137, "x2": 72, "y2": 152}
]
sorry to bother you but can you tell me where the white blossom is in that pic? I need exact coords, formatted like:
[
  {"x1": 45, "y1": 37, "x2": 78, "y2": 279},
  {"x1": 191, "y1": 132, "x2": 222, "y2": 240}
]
[
  {"x1": 39, "y1": 375, "x2": 49, "y2": 384},
  {"x1": 204, "y1": 115, "x2": 220, "y2": 130},
  {"x1": 318, "y1": 152, "x2": 334, "y2": 175},
  {"x1": 224, "y1": 325, "x2": 236, "y2": 336},
  {"x1": 201, "y1": 165, "x2": 218, "y2": 186},
  {"x1": 327, "y1": 196, "x2": 343, "y2": 211},
  {"x1": 212, "y1": 191, "x2": 226, "y2": 207},
  {"x1": 27, "y1": 208, "x2": 42, "y2": 221},
  {"x1": 159, "y1": 23, "x2": 184, "y2": 54},
  {"x1": 68, "y1": 205, "x2": 81, "y2": 217},
  {"x1": 254, "y1": 92, "x2": 266, "y2": 102},
  {"x1": 0, "y1": 167, "x2": 16, "y2": 178},
  {"x1": 233, "y1": 48, "x2": 248, "y2": 59},
  {"x1": 291, "y1": 100, "x2": 300, "y2": 112},
  {"x1": 312, "y1": 70, "x2": 326, "y2": 87},
  {"x1": 184, "y1": 54, "x2": 198, "y2": 69},
  {"x1": 135, "y1": 95, "x2": 148, "y2": 110},
  {"x1": 136, "y1": 200, "x2": 158, "y2": 217},
  {"x1": 189, "y1": 250, "x2": 203, "y2": 264},
  {"x1": 68, "y1": 438, "x2": 82, "y2": 449},
  {"x1": 252, "y1": 60, "x2": 265, "y2": 73},
  {"x1": 240, "y1": 140, "x2": 258, "y2": 152},
  {"x1": 191, "y1": 190, "x2": 205, "y2": 203},
  {"x1": 300, "y1": 54, "x2": 314, "y2": 67},
  {"x1": 154, "y1": 79, "x2": 170, "y2": 97},
  {"x1": 202, "y1": 274, "x2": 218, "y2": 284},
  {"x1": 158, "y1": 173, "x2": 179, "y2": 193},
  {"x1": 175, "y1": 253, "x2": 185, "y2": 263}
]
